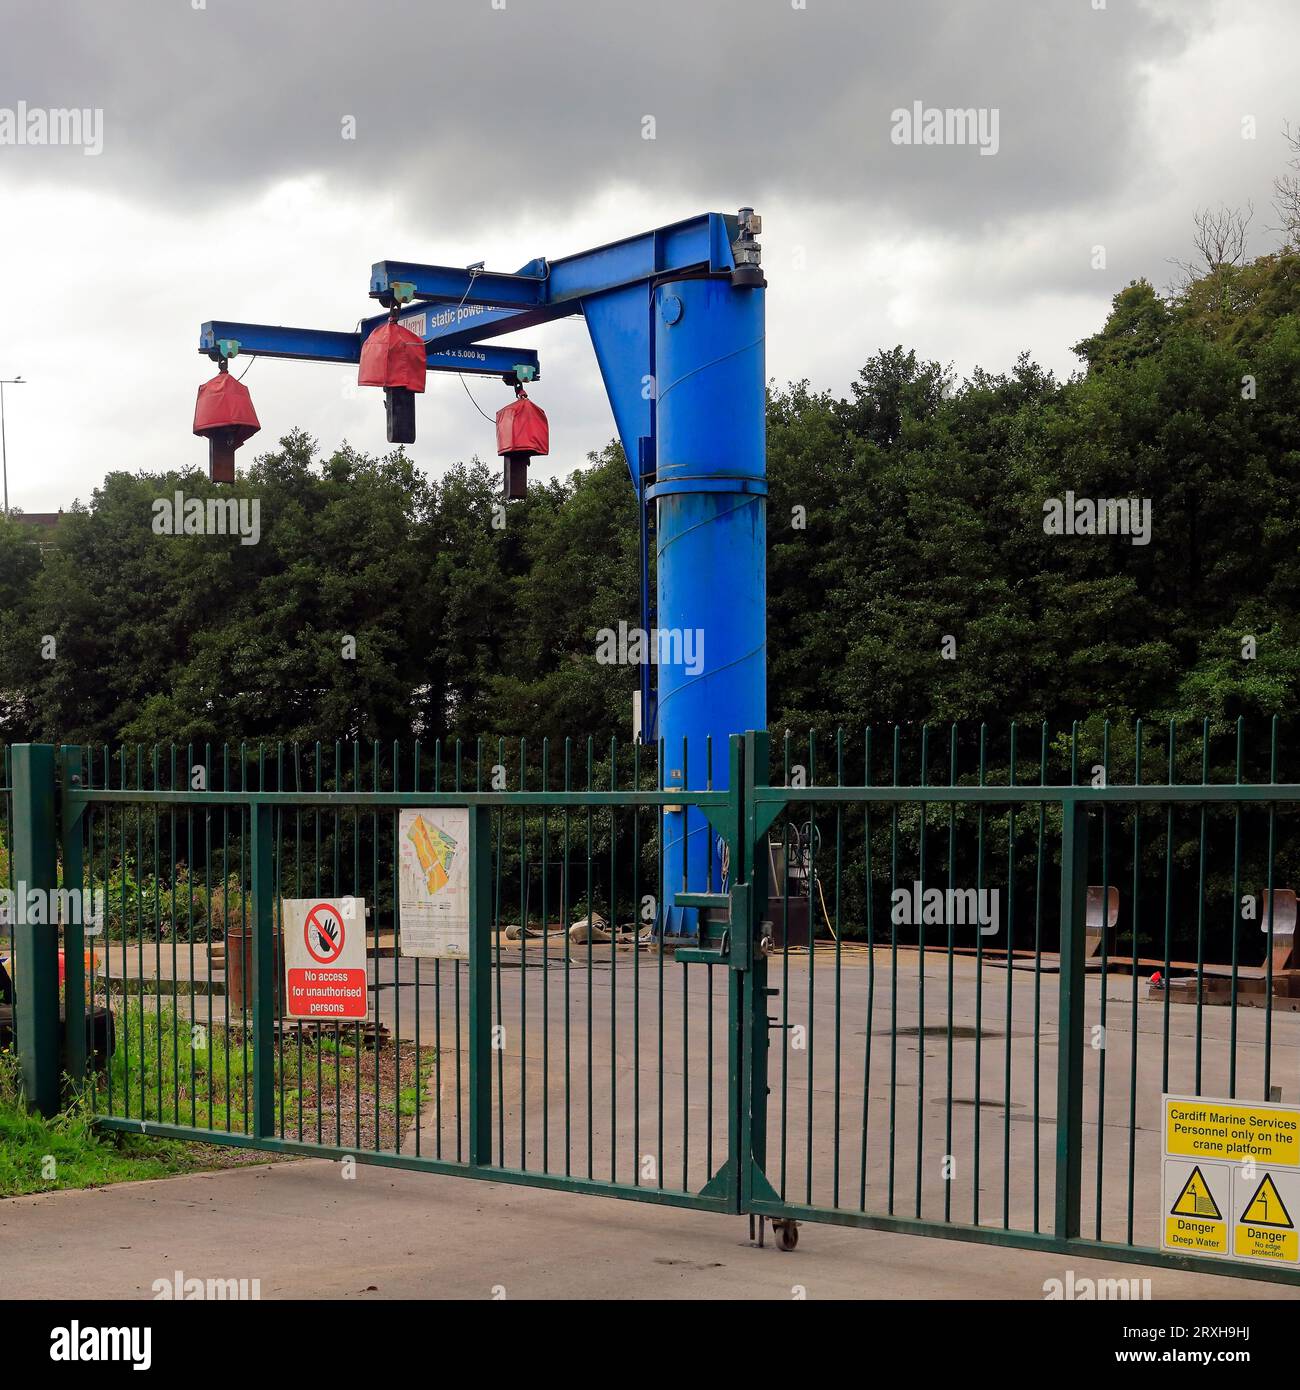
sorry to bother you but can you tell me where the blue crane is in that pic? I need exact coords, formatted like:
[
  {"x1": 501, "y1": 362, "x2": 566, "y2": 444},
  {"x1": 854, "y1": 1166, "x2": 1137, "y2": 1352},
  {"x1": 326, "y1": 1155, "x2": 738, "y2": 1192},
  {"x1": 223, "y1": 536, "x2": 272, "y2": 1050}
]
[{"x1": 198, "y1": 209, "x2": 767, "y2": 935}]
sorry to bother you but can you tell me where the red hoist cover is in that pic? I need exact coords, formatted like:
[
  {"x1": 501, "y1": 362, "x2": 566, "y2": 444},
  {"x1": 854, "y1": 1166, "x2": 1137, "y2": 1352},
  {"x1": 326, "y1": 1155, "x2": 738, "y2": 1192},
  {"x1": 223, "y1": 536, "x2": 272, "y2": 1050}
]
[
  {"x1": 358, "y1": 320, "x2": 427, "y2": 392},
  {"x1": 193, "y1": 372, "x2": 261, "y2": 445},
  {"x1": 496, "y1": 391, "x2": 549, "y2": 456}
]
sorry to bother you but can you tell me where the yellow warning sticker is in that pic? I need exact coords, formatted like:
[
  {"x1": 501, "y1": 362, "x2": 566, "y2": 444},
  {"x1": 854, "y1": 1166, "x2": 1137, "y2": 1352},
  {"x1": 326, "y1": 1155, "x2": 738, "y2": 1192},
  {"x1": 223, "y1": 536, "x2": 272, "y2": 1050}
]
[
  {"x1": 1239, "y1": 1173, "x2": 1292, "y2": 1228},
  {"x1": 1165, "y1": 1095, "x2": 1300, "y2": 1167},
  {"x1": 1231, "y1": 1168, "x2": 1300, "y2": 1264},
  {"x1": 1164, "y1": 1216, "x2": 1229, "y2": 1254},
  {"x1": 1170, "y1": 1165, "x2": 1223, "y2": 1220},
  {"x1": 1235, "y1": 1225, "x2": 1298, "y2": 1261},
  {"x1": 1162, "y1": 1159, "x2": 1229, "y2": 1255}
]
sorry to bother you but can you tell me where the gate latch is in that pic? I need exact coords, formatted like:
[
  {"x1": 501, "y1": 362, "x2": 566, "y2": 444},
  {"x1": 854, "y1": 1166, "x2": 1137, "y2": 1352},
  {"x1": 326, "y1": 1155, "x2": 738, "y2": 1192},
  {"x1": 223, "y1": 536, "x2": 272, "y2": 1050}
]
[{"x1": 671, "y1": 884, "x2": 752, "y2": 969}]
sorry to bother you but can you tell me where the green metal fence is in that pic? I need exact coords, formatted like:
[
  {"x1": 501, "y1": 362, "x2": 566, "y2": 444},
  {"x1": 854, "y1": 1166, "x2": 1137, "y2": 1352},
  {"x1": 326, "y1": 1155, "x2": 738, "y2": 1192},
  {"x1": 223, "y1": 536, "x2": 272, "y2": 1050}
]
[
  {"x1": 52, "y1": 737, "x2": 739, "y2": 1214},
  {"x1": 750, "y1": 721, "x2": 1300, "y2": 1282},
  {"x1": 7, "y1": 722, "x2": 1300, "y2": 1284},
  {"x1": 1, "y1": 745, "x2": 14, "y2": 1043}
]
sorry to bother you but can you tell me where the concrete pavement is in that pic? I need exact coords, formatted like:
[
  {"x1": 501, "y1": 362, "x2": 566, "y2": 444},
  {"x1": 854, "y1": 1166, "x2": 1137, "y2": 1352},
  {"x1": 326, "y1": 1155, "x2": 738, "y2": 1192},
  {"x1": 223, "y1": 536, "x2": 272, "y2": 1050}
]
[
  {"x1": 52, "y1": 940, "x2": 1300, "y2": 1299},
  {"x1": 3, "y1": 1157, "x2": 1295, "y2": 1300}
]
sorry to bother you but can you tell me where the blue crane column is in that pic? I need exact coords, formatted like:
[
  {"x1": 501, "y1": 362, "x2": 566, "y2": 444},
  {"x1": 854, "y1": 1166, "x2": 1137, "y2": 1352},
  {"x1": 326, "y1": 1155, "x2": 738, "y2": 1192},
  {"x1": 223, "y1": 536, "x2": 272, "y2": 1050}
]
[{"x1": 651, "y1": 277, "x2": 767, "y2": 934}]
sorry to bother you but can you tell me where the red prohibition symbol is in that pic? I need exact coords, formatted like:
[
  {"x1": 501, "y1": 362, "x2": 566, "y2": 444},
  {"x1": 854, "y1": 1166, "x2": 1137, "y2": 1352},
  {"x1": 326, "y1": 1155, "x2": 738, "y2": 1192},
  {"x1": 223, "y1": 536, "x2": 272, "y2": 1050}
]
[{"x1": 304, "y1": 902, "x2": 345, "y2": 965}]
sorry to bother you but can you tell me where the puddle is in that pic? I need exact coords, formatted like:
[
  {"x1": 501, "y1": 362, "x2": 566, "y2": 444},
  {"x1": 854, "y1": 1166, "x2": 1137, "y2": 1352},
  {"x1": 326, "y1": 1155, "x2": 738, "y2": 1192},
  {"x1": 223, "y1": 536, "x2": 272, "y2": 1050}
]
[
  {"x1": 881, "y1": 1024, "x2": 1003, "y2": 1041},
  {"x1": 947, "y1": 1096, "x2": 1023, "y2": 1110}
]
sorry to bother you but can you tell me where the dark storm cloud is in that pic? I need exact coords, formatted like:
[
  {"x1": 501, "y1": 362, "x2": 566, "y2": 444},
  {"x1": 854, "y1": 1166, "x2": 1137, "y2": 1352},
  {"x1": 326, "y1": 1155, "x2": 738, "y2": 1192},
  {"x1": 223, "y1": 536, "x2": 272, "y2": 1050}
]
[{"x1": 0, "y1": 0, "x2": 1206, "y2": 231}]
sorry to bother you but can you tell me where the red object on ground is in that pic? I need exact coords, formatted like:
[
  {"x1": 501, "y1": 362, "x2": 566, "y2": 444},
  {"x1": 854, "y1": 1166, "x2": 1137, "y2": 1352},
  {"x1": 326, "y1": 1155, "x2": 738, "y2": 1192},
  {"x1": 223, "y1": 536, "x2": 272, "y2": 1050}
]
[
  {"x1": 1150, "y1": 970, "x2": 1163, "y2": 986},
  {"x1": 358, "y1": 320, "x2": 427, "y2": 392},
  {"x1": 55, "y1": 948, "x2": 99, "y2": 989},
  {"x1": 193, "y1": 371, "x2": 261, "y2": 444},
  {"x1": 495, "y1": 391, "x2": 549, "y2": 457}
]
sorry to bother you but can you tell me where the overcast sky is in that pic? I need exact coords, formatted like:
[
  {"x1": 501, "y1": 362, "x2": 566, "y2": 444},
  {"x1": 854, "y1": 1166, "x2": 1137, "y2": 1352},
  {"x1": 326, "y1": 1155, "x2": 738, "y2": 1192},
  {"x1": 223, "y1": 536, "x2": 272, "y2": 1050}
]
[{"x1": 0, "y1": 0, "x2": 1296, "y2": 511}]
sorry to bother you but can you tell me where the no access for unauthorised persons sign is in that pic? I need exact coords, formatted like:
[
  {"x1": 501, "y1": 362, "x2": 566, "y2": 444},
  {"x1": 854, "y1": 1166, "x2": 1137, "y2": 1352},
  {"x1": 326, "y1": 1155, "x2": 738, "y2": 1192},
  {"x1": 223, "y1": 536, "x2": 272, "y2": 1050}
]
[{"x1": 282, "y1": 897, "x2": 369, "y2": 1022}]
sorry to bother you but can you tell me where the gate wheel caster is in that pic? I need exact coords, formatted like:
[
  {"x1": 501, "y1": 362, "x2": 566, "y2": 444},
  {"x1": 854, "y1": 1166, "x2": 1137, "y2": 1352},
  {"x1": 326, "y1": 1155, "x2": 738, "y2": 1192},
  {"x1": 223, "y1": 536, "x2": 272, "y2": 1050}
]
[{"x1": 772, "y1": 1219, "x2": 799, "y2": 1252}]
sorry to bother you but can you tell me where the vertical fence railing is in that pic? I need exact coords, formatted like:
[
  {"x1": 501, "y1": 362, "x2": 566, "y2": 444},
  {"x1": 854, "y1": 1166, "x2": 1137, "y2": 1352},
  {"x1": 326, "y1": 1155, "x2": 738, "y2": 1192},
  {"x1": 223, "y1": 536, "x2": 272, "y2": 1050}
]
[
  {"x1": 1, "y1": 744, "x2": 14, "y2": 1048},
  {"x1": 1055, "y1": 795, "x2": 1088, "y2": 1242},
  {"x1": 10, "y1": 745, "x2": 59, "y2": 1114}
]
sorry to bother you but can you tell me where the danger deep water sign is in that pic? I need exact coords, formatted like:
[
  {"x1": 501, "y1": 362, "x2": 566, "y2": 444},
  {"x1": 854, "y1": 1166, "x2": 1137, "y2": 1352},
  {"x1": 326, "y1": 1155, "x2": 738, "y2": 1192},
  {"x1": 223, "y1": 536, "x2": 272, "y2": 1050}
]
[{"x1": 282, "y1": 898, "x2": 368, "y2": 1022}]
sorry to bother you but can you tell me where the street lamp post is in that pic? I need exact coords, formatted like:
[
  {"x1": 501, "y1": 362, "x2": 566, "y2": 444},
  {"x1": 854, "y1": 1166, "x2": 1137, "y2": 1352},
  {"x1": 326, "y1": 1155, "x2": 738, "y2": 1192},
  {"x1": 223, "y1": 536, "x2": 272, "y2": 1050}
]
[{"x1": 1, "y1": 375, "x2": 26, "y2": 516}]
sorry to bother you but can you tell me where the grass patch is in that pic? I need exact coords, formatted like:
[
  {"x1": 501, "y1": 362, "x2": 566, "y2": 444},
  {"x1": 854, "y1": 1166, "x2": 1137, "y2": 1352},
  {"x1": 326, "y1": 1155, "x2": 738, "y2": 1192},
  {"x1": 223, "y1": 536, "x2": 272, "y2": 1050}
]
[
  {"x1": 0, "y1": 1048, "x2": 227, "y2": 1198},
  {"x1": 1, "y1": 1000, "x2": 434, "y2": 1199},
  {"x1": 100, "y1": 998, "x2": 433, "y2": 1151}
]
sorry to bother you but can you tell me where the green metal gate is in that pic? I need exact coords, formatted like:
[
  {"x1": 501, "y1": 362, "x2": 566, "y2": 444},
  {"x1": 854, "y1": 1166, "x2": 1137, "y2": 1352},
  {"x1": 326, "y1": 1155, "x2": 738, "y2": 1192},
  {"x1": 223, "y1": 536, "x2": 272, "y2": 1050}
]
[
  {"x1": 745, "y1": 722, "x2": 1300, "y2": 1285},
  {"x1": 6, "y1": 724, "x2": 1300, "y2": 1285}
]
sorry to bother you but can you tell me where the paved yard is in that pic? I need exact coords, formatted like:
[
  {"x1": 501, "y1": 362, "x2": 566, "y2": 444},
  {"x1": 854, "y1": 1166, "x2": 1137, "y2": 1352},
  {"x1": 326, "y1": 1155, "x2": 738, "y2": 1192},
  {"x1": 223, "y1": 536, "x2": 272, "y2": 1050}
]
[{"x1": 4, "y1": 1157, "x2": 1295, "y2": 1300}]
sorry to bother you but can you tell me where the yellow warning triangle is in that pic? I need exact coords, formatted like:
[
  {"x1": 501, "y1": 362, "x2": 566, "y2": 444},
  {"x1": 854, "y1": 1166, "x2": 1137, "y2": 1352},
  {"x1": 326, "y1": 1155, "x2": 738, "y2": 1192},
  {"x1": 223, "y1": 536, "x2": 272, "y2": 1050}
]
[
  {"x1": 1240, "y1": 1174, "x2": 1293, "y2": 1229},
  {"x1": 1171, "y1": 1165, "x2": 1223, "y2": 1220}
]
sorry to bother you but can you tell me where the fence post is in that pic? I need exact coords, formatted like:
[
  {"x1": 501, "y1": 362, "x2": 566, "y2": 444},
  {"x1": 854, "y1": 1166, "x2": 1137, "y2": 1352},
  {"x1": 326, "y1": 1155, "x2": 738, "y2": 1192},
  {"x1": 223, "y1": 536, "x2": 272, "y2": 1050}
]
[
  {"x1": 1055, "y1": 796, "x2": 1089, "y2": 1239},
  {"x1": 12, "y1": 744, "x2": 60, "y2": 1116},
  {"x1": 741, "y1": 730, "x2": 774, "y2": 1206},
  {"x1": 468, "y1": 805, "x2": 494, "y2": 1168},
  {"x1": 58, "y1": 746, "x2": 87, "y2": 1087},
  {"x1": 249, "y1": 800, "x2": 276, "y2": 1138}
]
